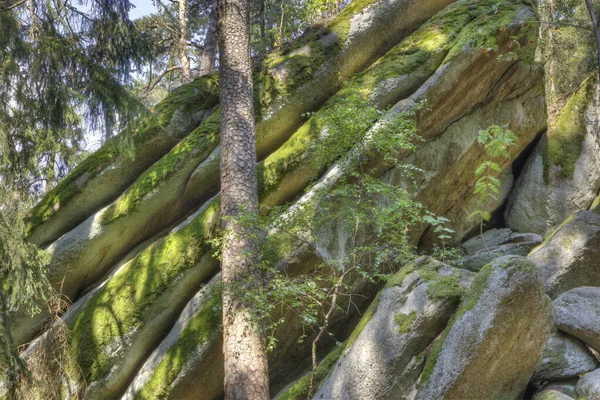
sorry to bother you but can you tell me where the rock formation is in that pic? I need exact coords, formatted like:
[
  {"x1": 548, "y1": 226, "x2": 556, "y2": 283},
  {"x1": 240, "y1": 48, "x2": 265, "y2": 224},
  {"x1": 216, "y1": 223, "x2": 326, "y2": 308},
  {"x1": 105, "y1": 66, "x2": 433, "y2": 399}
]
[{"x1": 8, "y1": 0, "x2": 600, "y2": 398}]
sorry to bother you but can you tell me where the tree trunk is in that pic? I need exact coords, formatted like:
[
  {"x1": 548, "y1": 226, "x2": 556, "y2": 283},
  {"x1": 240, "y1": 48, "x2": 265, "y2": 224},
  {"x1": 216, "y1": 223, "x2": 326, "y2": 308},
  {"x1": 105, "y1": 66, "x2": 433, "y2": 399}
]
[
  {"x1": 199, "y1": 1, "x2": 218, "y2": 76},
  {"x1": 217, "y1": 0, "x2": 270, "y2": 397},
  {"x1": 179, "y1": 0, "x2": 192, "y2": 83},
  {"x1": 584, "y1": 0, "x2": 600, "y2": 81},
  {"x1": 259, "y1": 0, "x2": 265, "y2": 42},
  {"x1": 45, "y1": 153, "x2": 55, "y2": 190}
]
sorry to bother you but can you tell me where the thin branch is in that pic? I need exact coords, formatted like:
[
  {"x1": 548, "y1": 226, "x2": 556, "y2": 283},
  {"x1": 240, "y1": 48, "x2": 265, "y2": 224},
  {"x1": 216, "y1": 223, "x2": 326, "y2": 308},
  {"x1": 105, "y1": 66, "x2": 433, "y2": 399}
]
[
  {"x1": 187, "y1": 41, "x2": 205, "y2": 51},
  {"x1": 144, "y1": 66, "x2": 182, "y2": 95},
  {"x1": 1, "y1": 0, "x2": 26, "y2": 12}
]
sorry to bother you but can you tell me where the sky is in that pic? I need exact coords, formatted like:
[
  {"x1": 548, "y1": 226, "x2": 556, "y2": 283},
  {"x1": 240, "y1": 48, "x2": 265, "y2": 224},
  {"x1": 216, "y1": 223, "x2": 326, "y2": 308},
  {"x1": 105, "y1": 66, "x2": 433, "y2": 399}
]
[
  {"x1": 130, "y1": 0, "x2": 157, "y2": 20},
  {"x1": 85, "y1": 0, "x2": 157, "y2": 151}
]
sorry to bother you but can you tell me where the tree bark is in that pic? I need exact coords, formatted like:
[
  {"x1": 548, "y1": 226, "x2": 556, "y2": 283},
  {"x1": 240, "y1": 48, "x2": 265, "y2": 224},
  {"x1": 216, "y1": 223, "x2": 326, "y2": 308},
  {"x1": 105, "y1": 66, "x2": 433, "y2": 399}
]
[
  {"x1": 199, "y1": 1, "x2": 218, "y2": 76},
  {"x1": 217, "y1": 0, "x2": 270, "y2": 397},
  {"x1": 259, "y1": 0, "x2": 265, "y2": 42},
  {"x1": 179, "y1": 0, "x2": 192, "y2": 83},
  {"x1": 584, "y1": 0, "x2": 600, "y2": 81}
]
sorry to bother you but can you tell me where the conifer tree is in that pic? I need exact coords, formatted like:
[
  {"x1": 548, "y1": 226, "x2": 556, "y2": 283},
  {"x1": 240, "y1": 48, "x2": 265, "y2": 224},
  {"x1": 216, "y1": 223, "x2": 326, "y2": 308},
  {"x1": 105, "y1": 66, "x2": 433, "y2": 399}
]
[
  {"x1": 0, "y1": 0, "x2": 148, "y2": 391},
  {"x1": 217, "y1": 0, "x2": 270, "y2": 396}
]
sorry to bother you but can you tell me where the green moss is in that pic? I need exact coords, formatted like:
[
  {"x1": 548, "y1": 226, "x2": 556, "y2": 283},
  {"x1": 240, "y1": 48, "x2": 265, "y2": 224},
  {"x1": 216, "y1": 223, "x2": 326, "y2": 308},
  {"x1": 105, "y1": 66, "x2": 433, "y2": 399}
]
[
  {"x1": 256, "y1": 0, "x2": 508, "y2": 124},
  {"x1": 69, "y1": 197, "x2": 221, "y2": 382},
  {"x1": 133, "y1": 290, "x2": 221, "y2": 400},
  {"x1": 25, "y1": 144, "x2": 118, "y2": 237},
  {"x1": 258, "y1": 1, "x2": 504, "y2": 203},
  {"x1": 419, "y1": 270, "x2": 466, "y2": 302},
  {"x1": 153, "y1": 74, "x2": 220, "y2": 127},
  {"x1": 100, "y1": 110, "x2": 221, "y2": 224},
  {"x1": 444, "y1": 1, "x2": 529, "y2": 62},
  {"x1": 419, "y1": 319, "x2": 452, "y2": 386},
  {"x1": 419, "y1": 256, "x2": 534, "y2": 386},
  {"x1": 327, "y1": 0, "x2": 378, "y2": 39},
  {"x1": 535, "y1": 391, "x2": 567, "y2": 400},
  {"x1": 591, "y1": 193, "x2": 600, "y2": 210},
  {"x1": 256, "y1": 38, "x2": 336, "y2": 115},
  {"x1": 25, "y1": 114, "x2": 162, "y2": 235},
  {"x1": 277, "y1": 342, "x2": 347, "y2": 400},
  {"x1": 418, "y1": 263, "x2": 492, "y2": 386},
  {"x1": 395, "y1": 311, "x2": 417, "y2": 334},
  {"x1": 544, "y1": 75, "x2": 595, "y2": 182},
  {"x1": 255, "y1": 0, "x2": 383, "y2": 114},
  {"x1": 26, "y1": 76, "x2": 219, "y2": 237},
  {"x1": 346, "y1": 258, "x2": 439, "y2": 348},
  {"x1": 456, "y1": 263, "x2": 493, "y2": 317},
  {"x1": 345, "y1": 288, "x2": 383, "y2": 350},
  {"x1": 531, "y1": 214, "x2": 575, "y2": 255}
]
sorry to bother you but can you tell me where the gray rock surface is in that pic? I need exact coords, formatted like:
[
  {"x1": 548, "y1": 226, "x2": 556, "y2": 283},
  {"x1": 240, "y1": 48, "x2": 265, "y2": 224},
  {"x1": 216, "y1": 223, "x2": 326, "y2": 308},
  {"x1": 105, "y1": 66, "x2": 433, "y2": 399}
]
[
  {"x1": 415, "y1": 255, "x2": 554, "y2": 400},
  {"x1": 314, "y1": 258, "x2": 474, "y2": 400},
  {"x1": 575, "y1": 368, "x2": 600, "y2": 400},
  {"x1": 528, "y1": 210, "x2": 600, "y2": 298},
  {"x1": 456, "y1": 230, "x2": 542, "y2": 272},
  {"x1": 554, "y1": 287, "x2": 600, "y2": 352},
  {"x1": 505, "y1": 81, "x2": 600, "y2": 236},
  {"x1": 461, "y1": 228, "x2": 514, "y2": 254},
  {"x1": 533, "y1": 332, "x2": 599, "y2": 381}
]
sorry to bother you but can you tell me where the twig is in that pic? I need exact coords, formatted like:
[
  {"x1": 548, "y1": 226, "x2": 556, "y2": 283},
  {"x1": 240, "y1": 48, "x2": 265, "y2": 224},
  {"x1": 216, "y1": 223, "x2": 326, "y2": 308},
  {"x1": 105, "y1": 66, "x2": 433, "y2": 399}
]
[
  {"x1": 144, "y1": 66, "x2": 182, "y2": 94},
  {"x1": 0, "y1": 0, "x2": 26, "y2": 12}
]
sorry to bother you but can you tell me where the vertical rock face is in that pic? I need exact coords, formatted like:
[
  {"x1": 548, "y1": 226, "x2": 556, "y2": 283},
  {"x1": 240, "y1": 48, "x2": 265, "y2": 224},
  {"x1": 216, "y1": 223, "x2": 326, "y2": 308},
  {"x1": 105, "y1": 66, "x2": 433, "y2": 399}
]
[
  {"x1": 314, "y1": 258, "x2": 473, "y2": 400},
  {"x1": 505, "y1": 0, "x2": 600, "y2": 235},
  {"x1": 553, "y1": 287, "x2": 600, "y2": 352},
  {"x1": 528, "y1": 210, "x2": 600, "y2": 298},
  {"x1": 415, "y1": 256, "x2": 554, "y2": 400},
  {"x1": 506, "y1": 80, "x2": 600, "y2": 235}
]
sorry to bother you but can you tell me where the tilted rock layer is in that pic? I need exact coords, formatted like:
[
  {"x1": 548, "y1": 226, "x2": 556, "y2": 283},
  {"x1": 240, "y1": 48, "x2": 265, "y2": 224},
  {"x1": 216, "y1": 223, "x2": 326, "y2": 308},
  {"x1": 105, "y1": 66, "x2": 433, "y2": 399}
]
[{"x1": 19, "y1": 0, "x2": 600, "y2": 399}]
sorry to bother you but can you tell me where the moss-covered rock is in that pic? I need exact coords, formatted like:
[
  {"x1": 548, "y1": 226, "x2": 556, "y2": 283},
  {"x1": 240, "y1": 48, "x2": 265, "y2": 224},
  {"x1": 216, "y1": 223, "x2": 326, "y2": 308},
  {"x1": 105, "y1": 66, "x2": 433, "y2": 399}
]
[
  {"x1": 575, "y1": 368, "x2": 600, "y2": 400},
  {"x1": 520, "y1": 75, "x2": 600, "y2": 234},
  {"x1": 533, "y1": 332, "x2": 599, "y2": 382},
  {"x1": 121, "y1": 276, "x2": 223, "y2": 400},
  {"x1": 505, "y1": 0, "x2": 600, "y2": 235},
  {"x1": 10, "y1": 114, "x2": 222, "y2": 347},
  {"x1": 273, "y1": 342, "x2": 347, "y2": 400},
  {"x1": 100, "y1": 110, "x2": 221, "y2": 225},
  {"x1": 544, "y1": 76, "x2": 596, "y2": 182},
  {"x1": 258, "y1": 0, "x2": 535, "y2": 210},
  {"x1": 314, "y1": 258, "x2": 473, "y2": 400},
  {"x1": 416, "y1": 255, "x2": 553, "y2": 400},
  {"x1": 528, "y1": 210, "x2": 600, "y2": 298},
  {"x1": 26, "y1": 76, "x2": 220, "y2": 247},
  {"x1": 253, "y1": 0, "x2": 459, "y2": 158},
  {"x1": 27, "y1": 0, "x2": 454, "y2": 249},
  {"x1": 16, "y1": 1, "x2": 562, "y2": 399},
  {"x1": 382, "y1": 51, "x2": 545, "y2": 247},
  {"x1": 532, "y1": 390, "x2": 576, "y2": 400},
  {"x1": 67, "y1": 198, "x2": 221, "y2": 399}
]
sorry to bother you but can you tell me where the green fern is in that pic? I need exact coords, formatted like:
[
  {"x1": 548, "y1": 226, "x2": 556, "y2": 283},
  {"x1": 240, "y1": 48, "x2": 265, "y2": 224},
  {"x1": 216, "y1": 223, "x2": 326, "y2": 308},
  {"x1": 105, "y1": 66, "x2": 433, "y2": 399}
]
[{"x1": 471, "y1": 125, "x2": 518, "y2": 251}]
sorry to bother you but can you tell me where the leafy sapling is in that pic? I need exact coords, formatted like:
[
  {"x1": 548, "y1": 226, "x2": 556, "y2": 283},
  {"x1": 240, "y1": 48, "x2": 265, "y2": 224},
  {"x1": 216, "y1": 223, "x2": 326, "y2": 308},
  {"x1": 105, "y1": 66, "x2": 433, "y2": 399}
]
[{"x1": 469, "y1": 125, "x2": 518, "y2": 253}]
